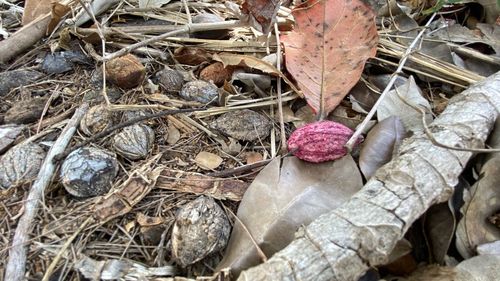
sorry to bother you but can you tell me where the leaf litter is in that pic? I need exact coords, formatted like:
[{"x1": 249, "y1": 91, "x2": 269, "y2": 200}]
[{"x1": 0, "y1": 0, "x2": 499, "y2": 280}]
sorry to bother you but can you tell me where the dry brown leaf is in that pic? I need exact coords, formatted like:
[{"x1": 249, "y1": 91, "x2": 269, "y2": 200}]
[
  {"x1": 359, "y1": 116, "x2": 406, "y2": 180},
  {"x1": 217, "y1": 155, "x2": 362, "y2": 276},
  {"x1": 22, "y1": 0, "x2": 52, "y2": 26},
  {"x1": 213, "y1": 53, "x2": 301, "y2": 94},
  {"x1": 281, "y1": 0, "x2": 378, "y2": 119},
  {"x1": 195, "y1": 151, "x2": 223, "y2": 170}
]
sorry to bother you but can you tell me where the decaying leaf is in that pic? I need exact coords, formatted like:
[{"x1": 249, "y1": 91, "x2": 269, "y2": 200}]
[
  {"x1": 157, "y1": 169, "x2": 249, "y2": 201},
  {"x1": 194, "y1": 151, "x2": 223, "y2": 170},
  {"x1": 281, "y1": 0, "x2": 378, "y2": 118},
  {"x1": 217, "y1": 155, "x2": 362, "y2": 276},
  {"x1": 213, "y1": 53, "x2": 300, "y2": 94},
  {"x1": 22, "y1": 0, "x2": 52, "y2": 26},
  {"x1": 241, "y1": 0, "x2": 281, "y2": 33},
  {"x1": 47, "y1": 3, "x2": 70, "y2": 35},
  {"x1": 424, "y1": 202, "x2": 456, "y2": 264},
  {"x1": 456, "y1": 119, "x2": 500, "y2": 259},
  {"x1": 377, "y1": 76, "x2": 433, "y2": 132},
  {"x1": 359, "y1": 116, "x2": 406, "y2": 180}
]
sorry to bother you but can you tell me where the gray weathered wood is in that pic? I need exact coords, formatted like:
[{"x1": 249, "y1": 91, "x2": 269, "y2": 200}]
[
  {"x1": 238, "y1": 72, "x2": 500, "y2": 281},
  {"x1": 4, "y1": 103, "x2": 89, "y2": 281}
]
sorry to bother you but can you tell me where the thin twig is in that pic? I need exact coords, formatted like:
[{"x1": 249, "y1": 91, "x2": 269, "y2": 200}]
[
  {"x1": 4, "y1": 103, "x2": 89, "y2": 281},
  {"x1": 77, "y1": 0, "x2": 110, "y2": 105},
  {"x1": 53, "y1": 107, "x2": 206, "y2": 162},
  {"x1": 104, "y1": 20, "x2": 244, "y2": 61},
  {"x1": 274, "y1": 22, "x2": 287, "y2": 153},
  {"x1": 207, "y1": 159, "x2": 272, "y2": 177},
  {"x1": 223, "y1": 207, "x2": 268, "y2": 263},
  {"x1": 345, "y1": 13, "x2": 438, "y2": 151},
  {"x1": 41, "y1": 217, "x2": 93, "y2": 281},
  {"x1": 394, "y1": 88, "x2": 500, "y2": 153}
]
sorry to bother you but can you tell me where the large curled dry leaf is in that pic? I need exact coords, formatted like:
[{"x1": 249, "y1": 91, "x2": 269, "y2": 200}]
[
  {"x1": 359, "y1": 116, "x2": 406, "y2": 180},
  {"x1": 216, "y1": 155, "x2": 362, "y2": 276},
  {"x1": 456, "y1": 119, "x2": 500, "y2": 259},
  {"x1": 281, "y1": 0, "x2": 378, "y2": 119}
]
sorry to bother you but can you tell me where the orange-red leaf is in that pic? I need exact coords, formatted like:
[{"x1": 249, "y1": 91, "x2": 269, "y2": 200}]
[{"x1": 281, "y1": 0, "x2": 378, "y2": 119}]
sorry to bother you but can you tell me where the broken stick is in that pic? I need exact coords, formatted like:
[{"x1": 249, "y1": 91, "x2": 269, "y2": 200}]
[
  {"x1": 4, "y1": 104, "x2": 89, "y2": 281},
  {"x1": 238, "y1": 72, "x2": 500, "y2": 280}
]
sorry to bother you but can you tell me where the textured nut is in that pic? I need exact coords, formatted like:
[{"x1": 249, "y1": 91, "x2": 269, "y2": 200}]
[
  {"x1": 199, "y1": 62, "x2": 233, "y2": 87},
  {"x1": 287, "y1": 121, "x2": 363, "y2": 163},
  {"x1": 4, "y1": 97, "x2": 47, "y2": 124},
  {"x1": 210, "y1": 109, "x2": 271, "y2": 141},
  {"x1": 179, "y1": 80, "x2": 219, "y2": 104},
  {"x1": 0, "y1": 142, "x2": 46, "y2": 189},
  {"x1": 60, "y1": 146, "x2": 119, "y2": 197},
  {"x1": 171, "y1": 196, "x2": 231, "y2": 267},
  {"x1": 80, "y1": 104, "x2": 114, "y2": 136},
  {"x1": 105, "y1": 54, "x2": 145, "y2": 89},
  {"x1": 156, "y1": 67, "x2": 184, "y2": 93},
  {"x1": 113, "y1": 124, "x2": 155, "y2": 160}
]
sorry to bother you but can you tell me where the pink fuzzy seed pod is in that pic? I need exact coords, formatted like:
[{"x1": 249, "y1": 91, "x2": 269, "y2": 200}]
[{"x1": 287, "y1": 121, "x2": 363, "y2": 163}]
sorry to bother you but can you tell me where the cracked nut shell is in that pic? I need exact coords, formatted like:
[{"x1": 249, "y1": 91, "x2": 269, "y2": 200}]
[
  {"x1": 80, "y1": 104, "x2": 115, "y2": 136},
  {"x1": 179, "y1": 80, "x2": 219, "y2": 104},
  {"x1": 60, "y1": 146, "x2": 119, "y2": 197},
  {"x1": 156, "y1": 67, "x2": 184, "y2": 93},
  {"x1": 171, "y1": 196, "x2": 231, "y2": 267},
  {"x1": 113, "y1": 124, "x2": 155, "y2": 160},
  {"x1": 210, "y1": 109, "x2": 271, "y2": 141},
  {"x1": 0, "y1": 142, "x2": 46, "y2": 189},
  {"x1": 105, "y1": 54, "x2": 145, "y2": 89}
]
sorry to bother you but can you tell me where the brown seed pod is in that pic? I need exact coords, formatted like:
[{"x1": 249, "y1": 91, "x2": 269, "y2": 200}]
[
  {"x1": 210, "y1": 109, "x2": 272, "y2": 141},
  {"x1": 105, "y1": 54, "x2": 145, "y2": 89},
  {"x1": 156, "y1": 67, "x2": 184, "y2": 93},
  {"x1": 287, "y1": 120, "x2": 363, "y2": 163},
  {"x1": 179, "y1": 80, "x2": 219, "y2": 104},
  {"x1": 199, "y1": 62, "x2": 233, "y2": 87},
  {"x1": 113, "y1": 124, "x2": 155, "y2": 160},
  {"x1": 171, "y1": 196, "x2": 231, "y2": 267},
  {"x1": 60, "y1": 146, "x2": 118, "y2": 197},
  {"x1": 80, "y1": 104, "x2": 115, "y2": 136},
  {"x1": 0, "y1": 142, "x2": 46, "y2": 189}
]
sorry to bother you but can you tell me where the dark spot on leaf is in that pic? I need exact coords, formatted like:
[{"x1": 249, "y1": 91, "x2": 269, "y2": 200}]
[
  {"x1": 315, "y1": 32, "x2": 322, "y2": 37},
  {"x1": 315, "y1": 23, "x2": 320, "y2": 27},
  {"x1": 329, "y1": 46, "x2": 334, "y2": 50},
  {"x1": 323, "y1": 23, "x2": 330, "y2": 30},
  {"x1": 362, "y1": 10, "x2": 369, "y2": 16}
]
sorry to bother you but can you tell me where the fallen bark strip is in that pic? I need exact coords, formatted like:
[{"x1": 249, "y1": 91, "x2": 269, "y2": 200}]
[
  {"x1": 4, "y1": 104, "x2": 89, "y2": 281},
  {"x1": 238, "y1": 72, "x2": 500, "y2": 281}
]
